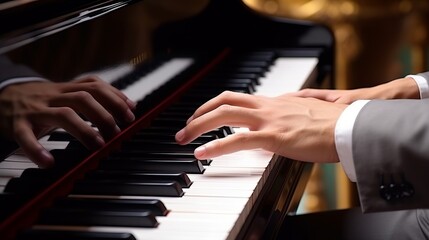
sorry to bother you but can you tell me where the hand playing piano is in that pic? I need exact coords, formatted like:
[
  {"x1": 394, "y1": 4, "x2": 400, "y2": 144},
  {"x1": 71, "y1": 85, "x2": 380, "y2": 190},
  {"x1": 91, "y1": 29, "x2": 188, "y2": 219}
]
[
  {"x1": 175, "y1": 91, "x2": 347, "y2": 163},
  {"x1": 0, "y1": 76, "x2": 136, "y2": 168},
  {"x1": 288, "y1": 77, "x2": 420, "y2": 103}
]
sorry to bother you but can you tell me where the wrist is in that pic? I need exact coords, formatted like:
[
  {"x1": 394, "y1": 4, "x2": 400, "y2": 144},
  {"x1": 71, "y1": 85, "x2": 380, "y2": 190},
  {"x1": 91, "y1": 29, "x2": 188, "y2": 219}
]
[
  {"x1": 0, "y1": 77, "x2": 48, "y2": 94},
  {"x1": 376, "y1": 77, "x2": 420, "y2": 99}
]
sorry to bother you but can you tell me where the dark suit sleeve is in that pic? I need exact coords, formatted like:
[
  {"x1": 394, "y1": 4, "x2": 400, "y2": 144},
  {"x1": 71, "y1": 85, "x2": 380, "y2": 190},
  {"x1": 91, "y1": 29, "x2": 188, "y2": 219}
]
[
  {"x1": 352, "y1": 99, "x2": 429, "y2": 213},
  {"x1": 0, "y1": 55, "x2": 44, "y2": 84}
]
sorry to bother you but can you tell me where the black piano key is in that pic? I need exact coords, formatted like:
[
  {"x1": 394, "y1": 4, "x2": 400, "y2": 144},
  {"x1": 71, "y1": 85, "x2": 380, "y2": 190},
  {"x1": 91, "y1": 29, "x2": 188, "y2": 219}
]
[
  {"x1": 63, "y1": 136, "x2": 208, "y2": 147},
  {"x1": 38, "y1": 207, "x2": 158, "y2": 227},
  {"x1": 120, "y1": 141, "x2": 200, "y2": 151},
  {"x1": 50, "y1": 149, "x2": 90, "y2": 168},
  {"x1": 65, "y1": 140, "x2": 89, "y2": 150},
  {"x1": 112, "y1": 57, "x2": 168, "y2": 90},
  {"x1": 130, "y1": 133, "x2": 213, "y2": 144},
  {"x1": 55, "y1": 198, "x2": 168, "y2": 216},
  {"x1": 135, "y1": 126, "x2": 186, "y2": 134},
  {"x1": 150, "y1": 118, "x2": 187, "y2": 128},
  {"x1": 230, "y1": 51, "x2": 277, "y2": 62},
  {"x1": 132, "y1": 128, "x2": 214, "y2": 140},
  {"x1": 47, "y1": 131, "x2": 75, "y2": 141},
  {"x1": 17, "y1": 168, "x2": 71, "y2": 190},
  {"x1": 156, "y1": 111, "x2": 193, "y2": 118},
  {"x1": 99, "y1": 158, "x2": 205, "y2": 174},
  {"x1": 177, "y1": 89, "x2": 248, "y2": 103},
  {"x1": 4, "y1": 177, "x2": 52, "y2": 195},
  {"x1": 200, "y1": 78, "x2": 257, "y2": 92},
  {"x1": 118, "y1": 146, "x2": 197, "y2": 154},
  {"x1": 222, "y1": 126, "x2": 234, "y2": 135},
  {"x1": 219, "y1": 66, "x2": 266, "y2": 76},
  {"x1": 123, "y1": 138, "x2": 208, "y2": 145},
  {"x1": 4, "y1": 149, "x2": 90, "y2": 194},
  {"x1": 86, "y1": 170, "x2": 192, "y2": 188},
  {"x1": 132, "y1": 60, "x2": 203, "y2": 116},
  {"x1": 189, "y1": 83, "x2": 254, "y2": 93},
  {"x1": 157, "y1": 104, "x2": 199, "y2": 113},
  {"x1": 0, "y1": 193, "x2": 29, "y2": 220},
  {"x1": 209, "y1": 73, "x2": 261, "y2": 85},
  {"x1": 109, "y1": 152, "x2": 212, "y2": 165},
  {"x1": 136, "y1": 126, "x2": 226, "y2": 138},
  {"x1": 72, "y1": 179, "x2": 184, "y2": 197},
  {"x1": 20, "y1": 167, "x2": 60, "y2": 180},
  {"x1": 223, "y1": 60, "x2": 271, "y2": 69},
  {"x1": 145, "y1": 117, "x2": 234, "y2": 138},
  {"x1": 16, "y1": 229, "x2": 136, "y2": 240}
]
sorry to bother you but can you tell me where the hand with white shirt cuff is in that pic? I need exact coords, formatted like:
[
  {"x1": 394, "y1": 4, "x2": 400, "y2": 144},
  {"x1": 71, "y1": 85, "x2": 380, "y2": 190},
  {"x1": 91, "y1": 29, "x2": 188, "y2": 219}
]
[
  {"x1": 174, "y1": 73, "x2": 429, "y2": 183},
  {"x1": 322, "y1": 74, "x2": 429, "y2": 182},
  {"x1": 175, "y1": 91, "x2": 347, "y2": 163}
]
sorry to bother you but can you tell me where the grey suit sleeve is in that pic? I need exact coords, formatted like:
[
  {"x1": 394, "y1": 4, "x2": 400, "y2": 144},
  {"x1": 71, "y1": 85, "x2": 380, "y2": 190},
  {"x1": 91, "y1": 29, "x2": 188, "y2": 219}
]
[{"x1": 353, "y1": 99, "x2": 429, "y2": 213}]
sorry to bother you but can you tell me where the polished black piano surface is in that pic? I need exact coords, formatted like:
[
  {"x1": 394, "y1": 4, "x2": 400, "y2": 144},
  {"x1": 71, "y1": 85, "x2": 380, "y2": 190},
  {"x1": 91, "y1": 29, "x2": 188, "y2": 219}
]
[{"x1": 0, "y1": 0, "x2": 334, "y2": 239}]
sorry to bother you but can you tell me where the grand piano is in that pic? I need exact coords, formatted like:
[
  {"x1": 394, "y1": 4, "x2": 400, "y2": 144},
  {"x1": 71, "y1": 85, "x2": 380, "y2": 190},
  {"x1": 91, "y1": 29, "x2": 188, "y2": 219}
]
[{"x1": 0, "y1": 0, "x2": 334, "y2": 239}]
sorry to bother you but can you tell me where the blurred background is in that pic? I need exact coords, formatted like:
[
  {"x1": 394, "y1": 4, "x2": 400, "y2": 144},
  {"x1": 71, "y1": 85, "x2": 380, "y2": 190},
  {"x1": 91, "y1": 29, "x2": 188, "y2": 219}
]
[{"x1": 243, "y1": 0, "x2": 429, "y2": 213}]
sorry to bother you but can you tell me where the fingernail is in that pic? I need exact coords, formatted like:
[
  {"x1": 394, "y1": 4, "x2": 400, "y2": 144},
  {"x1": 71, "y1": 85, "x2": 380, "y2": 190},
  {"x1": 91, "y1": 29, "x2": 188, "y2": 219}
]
[
  {"x1": 194, "y1": 145, "x2": 206, "y2": 159},
  {"x1": 175, "y1": 129, "x2": 185, "y2": 142},
  {"x1": 115, "y1": 125, "x2": 121, "y2": 134},
  {"x1": 39, "y1": 150, "x2": 54, "y2": 168},
  {"x1": 127, "y1": 99, "x2": 136, "y2": 109},
  {"x1": 186, "y1": 116, "x2": 194, "y2": 124},
  {"x1": 126, "y1": 109, "x2": 135, "y2": 122},
  {"x1": 95, "y1": 136, "x2": 105, "y2": 147}
]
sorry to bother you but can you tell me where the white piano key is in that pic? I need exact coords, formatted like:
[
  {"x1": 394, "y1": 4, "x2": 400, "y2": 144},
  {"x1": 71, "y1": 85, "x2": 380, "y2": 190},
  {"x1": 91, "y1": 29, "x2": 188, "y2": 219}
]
[
  {"x1": 121, "y1": 58, "x2": 194, "y2": 103},
  {"x1": 160, "y1": 197, "x2": 248, "y2": 215},
  {"x1": 154, "y1": 212, "x2": 238, "y2": 231},
  {"x1": 187, "y1": 174, "x2": 261, "y2": 183},
  {"x1": 4, "y1": 154, "x2": 34, "y2": 163},
  {"x1": 71, "y1": 184, "x2": 253, "y2": 198},
  {"x1": 207, "y1": 152, "x2": 271, "y2": 168},
  {"x1": 34, "y1": 212, "x2": 237, "y2": 238},
  {"x1": 199, "y1": 166, "x2": 265, "y2": 176},
  {"x1": 186, "y1": 181, "x2": 258, "y2": 191},
  {"x1": 0, "y1": 161, "x2": 37, "y2": 170},
  {"x1": 0, "y1": 132, "x2": 71, "y2": 193},
  {"x1": 13, "y1": 141, "x2": 68, "y2": 155},
  {"x1": 182, "y1": 187, "x2": 253, "y2": 198},
  {"x1": 256, "y1": 57, "x2": 318, "y2": 96},
  {"x1": 0, "y1": 169, "x2": 24, "y2": 178},
  {"x1": 0, "y1": 177, "x2": 10, "y2": 186},
  {"x1": 79, "y1": 63, "x2": 135, "y2": 84},
  {"x1": 68, "y1": 194, "x2": 249, "y2": 214},
  {"x1": 33, "y1": 221, "x2": 230, "y2": 240}
]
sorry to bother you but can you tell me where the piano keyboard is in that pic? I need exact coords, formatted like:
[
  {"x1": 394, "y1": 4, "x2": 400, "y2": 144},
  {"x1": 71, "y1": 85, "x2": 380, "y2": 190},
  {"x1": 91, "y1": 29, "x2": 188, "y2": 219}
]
[{"x1": 0, "y1": 50, "x2": 318, "y2": 240}]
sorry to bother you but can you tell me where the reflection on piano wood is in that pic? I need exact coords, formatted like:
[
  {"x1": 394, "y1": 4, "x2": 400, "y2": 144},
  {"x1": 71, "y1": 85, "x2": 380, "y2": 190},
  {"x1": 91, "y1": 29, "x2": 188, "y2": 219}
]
[{"x1": 0, "y1": 0, "x2": 334, "y2": 239}]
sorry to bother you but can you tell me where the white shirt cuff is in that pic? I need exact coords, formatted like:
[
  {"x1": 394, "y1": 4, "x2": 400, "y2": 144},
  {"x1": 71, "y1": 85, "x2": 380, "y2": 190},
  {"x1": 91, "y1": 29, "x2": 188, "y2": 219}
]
[
  {"x1": 335, "y1": 100, "x2": 370, "y2": 182},
  {"x1": 0, "y1": 77, "x2": 48, "y2": 92},
  {"x1": 406, "y1": 74, "x2": 429, "y2": 99}
]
